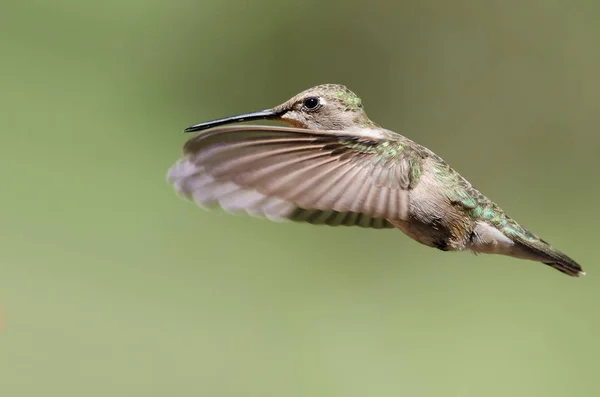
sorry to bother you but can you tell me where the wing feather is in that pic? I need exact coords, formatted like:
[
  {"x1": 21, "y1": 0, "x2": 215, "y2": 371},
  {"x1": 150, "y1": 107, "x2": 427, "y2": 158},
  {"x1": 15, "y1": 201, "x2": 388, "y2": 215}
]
[{"x1": 168, "y1": 125, "x2": 425, "y2": 228}]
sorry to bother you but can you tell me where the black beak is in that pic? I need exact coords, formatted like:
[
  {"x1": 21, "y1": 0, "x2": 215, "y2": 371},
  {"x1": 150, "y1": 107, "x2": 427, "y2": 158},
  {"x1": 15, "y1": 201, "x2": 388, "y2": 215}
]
[{"x1": 184, "y1": 109, "x2": 281, "y2": 133}]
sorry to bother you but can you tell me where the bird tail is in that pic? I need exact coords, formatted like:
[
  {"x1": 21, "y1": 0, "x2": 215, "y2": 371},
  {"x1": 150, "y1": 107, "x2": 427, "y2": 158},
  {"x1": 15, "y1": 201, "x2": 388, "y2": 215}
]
[
  {"x1": 512, "y1": 235, "x2": 585, "y2": 277},
  {"x1": 543, "y1": 259, "x2": 585, "y2": 277}
]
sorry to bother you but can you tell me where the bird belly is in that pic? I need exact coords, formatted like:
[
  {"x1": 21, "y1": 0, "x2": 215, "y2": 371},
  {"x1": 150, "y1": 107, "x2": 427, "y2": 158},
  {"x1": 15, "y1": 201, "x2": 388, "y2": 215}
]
[{"x1": 389, "y1": 218, "x2": 457, "y2": 251}]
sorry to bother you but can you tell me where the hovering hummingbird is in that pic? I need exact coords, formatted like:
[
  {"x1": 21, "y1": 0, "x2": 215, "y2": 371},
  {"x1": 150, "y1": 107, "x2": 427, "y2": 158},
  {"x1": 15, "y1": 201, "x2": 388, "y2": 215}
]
[{"x1": 168, "y1": 84, "x2": 584, "y2": 277}]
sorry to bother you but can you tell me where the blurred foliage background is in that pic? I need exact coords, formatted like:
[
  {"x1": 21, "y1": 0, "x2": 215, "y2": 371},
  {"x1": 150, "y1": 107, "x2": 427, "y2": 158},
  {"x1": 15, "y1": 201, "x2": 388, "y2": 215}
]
[{"x1": 1, "y1": 0, "x2": 599, "y2": 396}]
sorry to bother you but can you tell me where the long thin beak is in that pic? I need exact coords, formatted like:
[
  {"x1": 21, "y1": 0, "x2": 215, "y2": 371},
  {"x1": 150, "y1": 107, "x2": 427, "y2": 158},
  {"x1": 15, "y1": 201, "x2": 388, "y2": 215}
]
[{"x1": 184, "y1": 109, "x2": 281, "y2": 133}]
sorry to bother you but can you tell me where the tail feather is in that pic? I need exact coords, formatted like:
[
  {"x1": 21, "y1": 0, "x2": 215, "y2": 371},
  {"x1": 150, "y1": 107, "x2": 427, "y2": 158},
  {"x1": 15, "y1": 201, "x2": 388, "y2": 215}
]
[
  {"x1": 512, "y1": 235, "x2": 585, "y2": 277},
  {"x1": 543, "y1": 261, "x2": 585, "y2": 277}
]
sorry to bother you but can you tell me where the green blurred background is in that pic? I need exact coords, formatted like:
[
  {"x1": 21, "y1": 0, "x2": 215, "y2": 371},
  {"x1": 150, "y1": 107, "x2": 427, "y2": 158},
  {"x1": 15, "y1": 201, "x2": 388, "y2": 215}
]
[{"x1": 2, "y1": 0, "x2": 599, "y2": 395}]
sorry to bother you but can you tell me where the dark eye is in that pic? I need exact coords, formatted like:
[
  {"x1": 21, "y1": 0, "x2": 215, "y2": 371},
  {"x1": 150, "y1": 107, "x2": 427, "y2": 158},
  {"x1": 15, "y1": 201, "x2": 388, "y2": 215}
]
[{"x1": 303, "y1": 97, "x2": 320, "y2": 110}]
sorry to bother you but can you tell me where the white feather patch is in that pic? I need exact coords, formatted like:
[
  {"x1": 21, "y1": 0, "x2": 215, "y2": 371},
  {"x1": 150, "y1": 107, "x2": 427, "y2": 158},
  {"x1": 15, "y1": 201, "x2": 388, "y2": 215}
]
[{"x1": 469, "y1": 222, "x2": 514, "y2": 254}]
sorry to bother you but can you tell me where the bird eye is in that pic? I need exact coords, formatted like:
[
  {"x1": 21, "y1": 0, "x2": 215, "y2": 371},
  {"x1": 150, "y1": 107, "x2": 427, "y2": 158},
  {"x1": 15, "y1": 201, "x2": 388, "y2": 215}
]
[{"x1": 303, "y1": 97, "x2": 320, "y2": 110}]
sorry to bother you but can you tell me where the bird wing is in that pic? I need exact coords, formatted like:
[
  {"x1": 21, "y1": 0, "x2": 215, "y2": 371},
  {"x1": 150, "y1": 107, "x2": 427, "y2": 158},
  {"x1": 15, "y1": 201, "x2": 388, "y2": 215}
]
[{"x1": 168, "y1": 125, "x2": 424, "y2": 228}]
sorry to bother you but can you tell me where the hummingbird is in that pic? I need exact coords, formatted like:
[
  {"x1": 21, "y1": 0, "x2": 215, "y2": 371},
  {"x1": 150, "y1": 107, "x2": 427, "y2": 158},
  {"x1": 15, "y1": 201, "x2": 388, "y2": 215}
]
[{"x1": 168, "y1": 84, "x2": 584, "y2": 277}]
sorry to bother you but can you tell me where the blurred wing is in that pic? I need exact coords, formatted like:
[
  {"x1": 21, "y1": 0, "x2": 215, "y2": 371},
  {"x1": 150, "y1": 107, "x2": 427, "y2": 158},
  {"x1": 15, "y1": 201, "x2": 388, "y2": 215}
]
[{"x1": 168, "y1": 125, "x2": 423, "y2": 228}]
